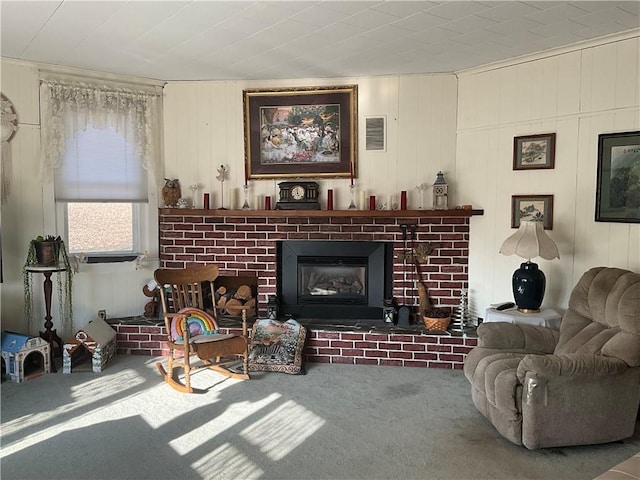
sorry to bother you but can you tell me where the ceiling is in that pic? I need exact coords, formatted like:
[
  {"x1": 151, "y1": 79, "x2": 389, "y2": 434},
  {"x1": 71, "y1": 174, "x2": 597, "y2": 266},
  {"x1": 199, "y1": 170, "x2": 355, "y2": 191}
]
[{"x1": 1, "y1": 1, "x2": 638, "y2": 82}]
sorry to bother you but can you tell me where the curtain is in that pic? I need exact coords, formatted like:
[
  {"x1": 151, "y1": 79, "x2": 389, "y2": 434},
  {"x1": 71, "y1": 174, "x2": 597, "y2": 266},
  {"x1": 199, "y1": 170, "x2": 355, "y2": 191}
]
[{"x1": 39, "y1": 79, "x2": 162, "y2": 187}]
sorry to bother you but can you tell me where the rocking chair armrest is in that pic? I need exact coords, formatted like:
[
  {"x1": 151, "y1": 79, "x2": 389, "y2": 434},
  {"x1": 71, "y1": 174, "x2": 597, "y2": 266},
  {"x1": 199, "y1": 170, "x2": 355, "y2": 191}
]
[{"x1": 162, "y1": 311, "x2": 190, "y2": 342}]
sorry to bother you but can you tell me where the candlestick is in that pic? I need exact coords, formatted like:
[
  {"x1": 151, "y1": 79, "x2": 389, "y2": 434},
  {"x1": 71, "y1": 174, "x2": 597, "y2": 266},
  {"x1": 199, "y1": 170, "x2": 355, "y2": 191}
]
[
  {"x1": 188, "y1": 184, "x2": 198, "y2": 209},
  {"x1": 242, "y1": 185, "x2": 250, "y2": 210},
  {"x1": 348, "y1": 184, "x2": 357, "y2": 210}
]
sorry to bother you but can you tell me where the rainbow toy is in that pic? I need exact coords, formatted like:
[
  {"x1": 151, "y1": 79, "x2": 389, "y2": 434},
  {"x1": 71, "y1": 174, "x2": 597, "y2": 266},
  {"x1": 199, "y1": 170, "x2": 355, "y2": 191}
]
[{"x1": 171, "y1": 307, "x2": 218, "y2": 341}]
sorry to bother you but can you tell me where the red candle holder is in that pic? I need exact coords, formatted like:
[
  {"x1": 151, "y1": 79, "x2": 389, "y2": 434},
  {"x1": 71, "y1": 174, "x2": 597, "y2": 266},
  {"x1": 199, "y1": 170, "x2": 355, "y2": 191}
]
[
  {"x1": 264, "y1": 196, "x2": 271, "y2": 210},
  {"x1": 203, "y1": 193, "x2": 210, "y2": 210},
  {"x1": 327, "y1": 189, "x2": 334, "y2": 210},
  {"x1": 369, "y1": 195, "x2": 376, "y2": 211},
  {"x1": 400, "y1": 191, "x2": 407, "y2": 210}
]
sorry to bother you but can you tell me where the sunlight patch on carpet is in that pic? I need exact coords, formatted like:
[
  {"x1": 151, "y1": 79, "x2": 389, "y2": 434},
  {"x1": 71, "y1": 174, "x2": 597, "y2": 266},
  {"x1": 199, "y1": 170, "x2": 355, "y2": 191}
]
[
  {"x1": 169, "y1": 392, "x2": 282, "y2": 455},
  {"x1": 1, "y1": 370, "x2": 144, "y2": 438},
  {"x1": 240, "y1": 400, "x2": 325, "y2": 461},
  {"x1": 191, "y1": 443, "x2": 263, "y2": 480}
]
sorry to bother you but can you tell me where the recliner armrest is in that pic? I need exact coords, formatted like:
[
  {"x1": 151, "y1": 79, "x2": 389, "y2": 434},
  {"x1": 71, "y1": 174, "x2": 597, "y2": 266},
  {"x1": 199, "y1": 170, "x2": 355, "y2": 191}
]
[
  {"x1": 477, "y1": 322, "x2": 559, "y2": 353},
  {"x1": 516, "y1": 353, "x2": 628, "y2": 381}
]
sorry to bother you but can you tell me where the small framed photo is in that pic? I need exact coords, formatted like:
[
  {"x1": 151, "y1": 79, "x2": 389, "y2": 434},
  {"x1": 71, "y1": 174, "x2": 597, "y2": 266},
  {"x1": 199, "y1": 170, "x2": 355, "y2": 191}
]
[
  {"x1": 595, "y1": 131, "x2": 640, "y2": 223},
  {"x1": 513, "y1": 133, "x2": 556, "y2": 170},
  {"x1": 511, "y1": 195, "x2": 554, "y2": 230}
]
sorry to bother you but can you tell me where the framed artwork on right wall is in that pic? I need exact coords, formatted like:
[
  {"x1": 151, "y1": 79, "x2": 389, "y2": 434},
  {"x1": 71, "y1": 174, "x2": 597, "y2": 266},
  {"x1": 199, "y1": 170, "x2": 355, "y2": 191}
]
[{"x1": 595, "y1": 131, "x2": 640, "y2": 223}]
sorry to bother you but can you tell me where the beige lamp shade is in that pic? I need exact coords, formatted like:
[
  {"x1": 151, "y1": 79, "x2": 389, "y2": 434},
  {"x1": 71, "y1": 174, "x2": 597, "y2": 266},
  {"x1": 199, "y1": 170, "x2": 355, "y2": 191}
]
[{"x1": 499, "y1": 220, "x2": 559, "y2": 261}]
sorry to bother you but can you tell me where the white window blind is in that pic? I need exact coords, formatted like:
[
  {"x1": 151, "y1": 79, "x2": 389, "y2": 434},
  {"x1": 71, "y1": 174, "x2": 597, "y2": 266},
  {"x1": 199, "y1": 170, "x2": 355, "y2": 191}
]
[{"x1": 54, "y1": 125, "x2": 147, "y2": 202}]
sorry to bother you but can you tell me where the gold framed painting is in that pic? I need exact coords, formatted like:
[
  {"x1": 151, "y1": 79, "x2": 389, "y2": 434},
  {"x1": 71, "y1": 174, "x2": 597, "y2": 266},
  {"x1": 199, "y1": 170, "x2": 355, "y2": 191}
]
[{"x1": 243, "y1": 85, "x2": 358, "y2": 180}]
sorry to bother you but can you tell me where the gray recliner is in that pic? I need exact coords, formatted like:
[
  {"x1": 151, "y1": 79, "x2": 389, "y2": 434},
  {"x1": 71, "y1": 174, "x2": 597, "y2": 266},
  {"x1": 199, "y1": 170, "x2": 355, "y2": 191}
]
[{"x1": 464, "y1": 267, "x2": 640, "y2": 449}]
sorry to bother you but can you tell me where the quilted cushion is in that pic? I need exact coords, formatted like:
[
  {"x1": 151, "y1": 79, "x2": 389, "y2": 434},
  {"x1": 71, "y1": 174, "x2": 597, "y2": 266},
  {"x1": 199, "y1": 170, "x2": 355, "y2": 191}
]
[{"x1": 248, "y1": 318, "x2": 307, "y2": 374}]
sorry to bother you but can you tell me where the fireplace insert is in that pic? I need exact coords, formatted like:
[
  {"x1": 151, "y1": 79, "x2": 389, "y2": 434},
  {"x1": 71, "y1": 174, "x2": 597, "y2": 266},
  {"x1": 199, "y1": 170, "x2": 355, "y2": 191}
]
[{"x1": 277, "y1": 240, "x2": 393, "y2": 322}]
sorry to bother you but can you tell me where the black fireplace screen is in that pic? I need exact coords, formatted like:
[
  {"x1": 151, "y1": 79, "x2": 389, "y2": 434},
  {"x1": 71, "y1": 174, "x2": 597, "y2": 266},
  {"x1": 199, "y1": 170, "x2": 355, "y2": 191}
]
[
  {"x1": 298, "y1": 257, "x2": 367, "y2": 303},
  {"x1": 278, "y1": 240, "x2": 393, "y2": 321}
]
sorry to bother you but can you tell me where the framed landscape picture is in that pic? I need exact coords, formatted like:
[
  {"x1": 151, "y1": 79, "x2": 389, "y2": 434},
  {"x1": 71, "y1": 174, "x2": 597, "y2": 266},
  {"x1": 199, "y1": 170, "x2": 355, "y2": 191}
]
[
  {"x1": 595, "y1": 131, "x2": 640, "y2": 223},
  {"x1": 511, "y1": 195, "x2": 554, "y2": 230},
  {"x1": 513, "y1": 133, "x2": 556, "y2": 170},
  {"x1": 243, "y1": 85, "x2": 358, "y2": 180}
]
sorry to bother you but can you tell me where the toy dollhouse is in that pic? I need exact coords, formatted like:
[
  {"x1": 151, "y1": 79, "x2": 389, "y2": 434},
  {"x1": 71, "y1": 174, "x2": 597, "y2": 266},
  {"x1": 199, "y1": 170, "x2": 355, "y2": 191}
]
[
  {"x1": 63, "y1": 318, "x2": 117, "y2": 374},
  {"x1": 1, "y1": 331, "x2": 51, "y2": 382}
]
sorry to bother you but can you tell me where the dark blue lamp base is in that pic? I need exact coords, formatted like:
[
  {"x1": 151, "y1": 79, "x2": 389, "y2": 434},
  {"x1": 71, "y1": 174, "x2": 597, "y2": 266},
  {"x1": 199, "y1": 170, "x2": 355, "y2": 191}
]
[{"x1": 512, "y1": 261, "x2": 546, "y2": 313}]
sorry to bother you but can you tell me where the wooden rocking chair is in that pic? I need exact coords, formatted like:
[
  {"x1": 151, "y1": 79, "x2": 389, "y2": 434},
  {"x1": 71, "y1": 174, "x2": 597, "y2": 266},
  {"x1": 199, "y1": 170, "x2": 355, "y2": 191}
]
[{"x1": 154, "y1": 265, "x2": 250, "y2": 393}]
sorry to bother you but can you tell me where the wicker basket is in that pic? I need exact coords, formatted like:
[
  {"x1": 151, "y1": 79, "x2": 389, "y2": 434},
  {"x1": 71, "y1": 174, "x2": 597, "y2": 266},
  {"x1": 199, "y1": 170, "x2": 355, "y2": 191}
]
[{"x1": 423, "y1": 315, "x2": 451, "y2": 332}]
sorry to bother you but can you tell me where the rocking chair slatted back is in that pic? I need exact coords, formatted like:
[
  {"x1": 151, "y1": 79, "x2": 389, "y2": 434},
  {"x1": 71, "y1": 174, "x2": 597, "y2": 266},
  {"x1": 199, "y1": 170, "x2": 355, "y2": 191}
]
[{"x1": 155, "y1": 265, "x2": 217, "y2": 314}]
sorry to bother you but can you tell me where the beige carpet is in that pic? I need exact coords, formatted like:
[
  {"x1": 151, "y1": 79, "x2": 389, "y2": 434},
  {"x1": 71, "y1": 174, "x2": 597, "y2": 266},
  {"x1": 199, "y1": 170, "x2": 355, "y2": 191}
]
[{"x1": 1, "y1": 354, "x2": 639, "y2": 480}]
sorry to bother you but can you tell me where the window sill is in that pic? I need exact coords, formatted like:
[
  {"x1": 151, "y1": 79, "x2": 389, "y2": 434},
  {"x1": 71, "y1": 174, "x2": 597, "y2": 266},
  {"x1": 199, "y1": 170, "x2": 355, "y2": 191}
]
[{"x1": 72, "y1": 252, "x2": 158, "y2": 274}]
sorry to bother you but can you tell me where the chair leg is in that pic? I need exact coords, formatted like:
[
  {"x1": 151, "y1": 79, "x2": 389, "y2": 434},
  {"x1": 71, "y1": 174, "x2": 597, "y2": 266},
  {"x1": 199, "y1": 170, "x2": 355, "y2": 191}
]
[
  {"x1": 184, "y1": 350, "x2": 191, "y2": 392},
  {"x1": 243, "y1": 348, "x2": 249, "y2": 376}
]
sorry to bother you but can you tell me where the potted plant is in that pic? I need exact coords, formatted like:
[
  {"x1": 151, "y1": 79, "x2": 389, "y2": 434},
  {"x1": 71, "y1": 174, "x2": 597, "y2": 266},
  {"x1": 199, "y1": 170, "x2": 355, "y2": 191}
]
[{"x1": 23, "y1": 235, "x2": 73, "y2": 334}]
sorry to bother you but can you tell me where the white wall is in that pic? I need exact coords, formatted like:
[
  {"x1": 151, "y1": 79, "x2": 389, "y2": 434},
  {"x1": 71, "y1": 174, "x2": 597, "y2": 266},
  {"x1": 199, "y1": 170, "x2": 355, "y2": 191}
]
[
  {"x1": 456, "y1": 34, "x2": 640, "y2": 318},
  {"x1": 0, "y1": 59, "x2": 160, "y2": 337},
  {"x1": 163, "y1": 75, "x2": 458, "y2": 211}
]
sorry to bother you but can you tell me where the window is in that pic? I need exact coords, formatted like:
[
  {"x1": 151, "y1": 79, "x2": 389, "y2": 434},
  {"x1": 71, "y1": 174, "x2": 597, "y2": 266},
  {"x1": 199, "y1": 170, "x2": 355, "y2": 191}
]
[
  {"x1": 55, "y1": 125, "x2": 146, "y2": 256},
  {"x1": 66, "y1": 203, "x2": 135, "y2": 254},
  {"x1": 55, "y1": 125, "x2": 145, "y2": 256},
  {"x1": 40, "y1": 78, "x2": 161, "y2": 260}
]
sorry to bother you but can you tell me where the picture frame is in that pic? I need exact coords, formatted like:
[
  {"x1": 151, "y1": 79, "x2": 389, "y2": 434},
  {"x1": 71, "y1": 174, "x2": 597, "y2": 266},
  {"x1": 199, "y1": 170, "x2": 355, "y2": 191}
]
[
  {"x1": 511, "y1": 195, "x2": 554, "y2": 230},
  {"x1": 595, "y1": 131, "x2": 640, "y2": 223},
  {"x1": 513, "y1": 133, "x2": 556, "y2": 170},
  {"x1": 243, "y1": 85, "x2": 358, "y2": 180}
]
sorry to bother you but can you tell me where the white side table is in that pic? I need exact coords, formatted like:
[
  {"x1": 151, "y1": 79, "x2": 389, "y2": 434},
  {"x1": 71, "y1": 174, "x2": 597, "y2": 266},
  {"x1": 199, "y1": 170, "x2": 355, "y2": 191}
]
[{"x1": 484, "y1": 307, "x2": 561, "y2": 330}]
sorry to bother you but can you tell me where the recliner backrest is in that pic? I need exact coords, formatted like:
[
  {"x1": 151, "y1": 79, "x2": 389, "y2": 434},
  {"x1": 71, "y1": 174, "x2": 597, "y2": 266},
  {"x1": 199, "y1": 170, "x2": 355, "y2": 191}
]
[{"x1": 554, "y1": 267, "x2": 640, "y2": 366}]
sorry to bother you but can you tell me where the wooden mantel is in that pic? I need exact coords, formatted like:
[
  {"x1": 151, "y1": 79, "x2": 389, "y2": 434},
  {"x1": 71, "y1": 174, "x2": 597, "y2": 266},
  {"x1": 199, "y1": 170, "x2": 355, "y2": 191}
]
[{"x1": 159, "y1": 208, "x2": 484, "y2": 218}]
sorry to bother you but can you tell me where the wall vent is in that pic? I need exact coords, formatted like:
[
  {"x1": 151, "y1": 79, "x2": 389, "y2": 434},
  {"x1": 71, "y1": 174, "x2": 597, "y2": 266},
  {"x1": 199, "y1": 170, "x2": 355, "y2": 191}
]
[{"x1": 365, "y1": 116, "x2": 386, "y2": 151}]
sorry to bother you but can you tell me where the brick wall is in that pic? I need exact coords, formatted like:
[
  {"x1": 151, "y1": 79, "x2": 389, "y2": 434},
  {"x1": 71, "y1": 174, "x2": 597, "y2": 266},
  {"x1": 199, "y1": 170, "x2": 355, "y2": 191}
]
[
  {"x1": 150, "y1": 208, "x2": 483, "y2": 369},
  {"x1": 158, "y1": 209, "x2": 481, "y2": 314}
]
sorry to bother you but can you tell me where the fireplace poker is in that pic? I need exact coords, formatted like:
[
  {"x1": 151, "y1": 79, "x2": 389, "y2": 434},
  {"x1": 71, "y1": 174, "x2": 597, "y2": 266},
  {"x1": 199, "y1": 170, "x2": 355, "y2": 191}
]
[{"x1": 397, "y1": 224, "x2": 411, "y2": 326}]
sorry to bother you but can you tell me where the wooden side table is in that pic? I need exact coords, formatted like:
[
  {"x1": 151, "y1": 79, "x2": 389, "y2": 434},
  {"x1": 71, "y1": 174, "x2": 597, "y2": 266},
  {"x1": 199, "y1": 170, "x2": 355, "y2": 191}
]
[
  {"x1": 484, "y1": 307, "x2": 562, "y2": 330},
  {"x1": 24, "y1": 266, "x2": 67, "y2": 372}
]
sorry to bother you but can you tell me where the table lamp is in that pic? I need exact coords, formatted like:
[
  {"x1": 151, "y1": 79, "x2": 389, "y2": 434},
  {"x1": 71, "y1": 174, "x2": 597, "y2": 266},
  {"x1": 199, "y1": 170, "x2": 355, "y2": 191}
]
[{"x1": 499, "y1": 220, "x2": 559, "y2": 313}]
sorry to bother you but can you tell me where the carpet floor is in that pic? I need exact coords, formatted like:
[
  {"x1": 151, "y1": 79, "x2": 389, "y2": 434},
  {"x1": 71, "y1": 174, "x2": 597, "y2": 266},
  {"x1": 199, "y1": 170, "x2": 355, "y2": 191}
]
[{"x1": 1, "y1": 354, "x2": 639, "y2": 480}]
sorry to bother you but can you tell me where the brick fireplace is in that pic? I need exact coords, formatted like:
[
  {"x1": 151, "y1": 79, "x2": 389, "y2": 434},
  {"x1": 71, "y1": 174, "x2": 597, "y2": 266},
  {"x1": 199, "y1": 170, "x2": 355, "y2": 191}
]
[{"x1": 113, "y1": 208, "x2": 482, "y2": 369}]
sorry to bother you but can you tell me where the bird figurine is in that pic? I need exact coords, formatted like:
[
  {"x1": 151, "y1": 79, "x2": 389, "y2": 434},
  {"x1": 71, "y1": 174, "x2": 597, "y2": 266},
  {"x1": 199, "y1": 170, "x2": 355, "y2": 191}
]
[{"x1": 162, "y1": 178, "x2": 181, "y2": 207}]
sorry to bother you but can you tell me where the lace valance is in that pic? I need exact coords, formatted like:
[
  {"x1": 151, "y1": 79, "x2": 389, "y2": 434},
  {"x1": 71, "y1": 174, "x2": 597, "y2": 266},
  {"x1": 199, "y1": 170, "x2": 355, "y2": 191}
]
[{"x1": 39, "y1": 79, "x2": 162, "y2": 183}]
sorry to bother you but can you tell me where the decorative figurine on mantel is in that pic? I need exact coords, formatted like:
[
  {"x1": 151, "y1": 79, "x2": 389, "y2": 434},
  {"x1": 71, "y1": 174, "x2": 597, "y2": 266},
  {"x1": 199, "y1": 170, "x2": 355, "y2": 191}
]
[
  {"x1": 162, "y1": 178, "x2": 181, "y2": 207},
  {"x1": 432, "y1": 171, "x2": 448, "y2": 210},
  {"x1": 216, "y1": 164, "x2": 227, "y2": 209},
  {"x1": 415, "y1": 183, "x2": 428, "y2": 209}
]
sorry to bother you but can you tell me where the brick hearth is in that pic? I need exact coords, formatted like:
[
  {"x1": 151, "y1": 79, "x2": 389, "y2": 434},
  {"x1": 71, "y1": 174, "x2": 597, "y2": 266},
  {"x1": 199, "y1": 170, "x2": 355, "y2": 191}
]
[
  {"x1": 145, "y1": 208, "x2": 483, "y2": 369},
  {"x1": 113, "y1": 321, "x2": 478, "y2": 370}
]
